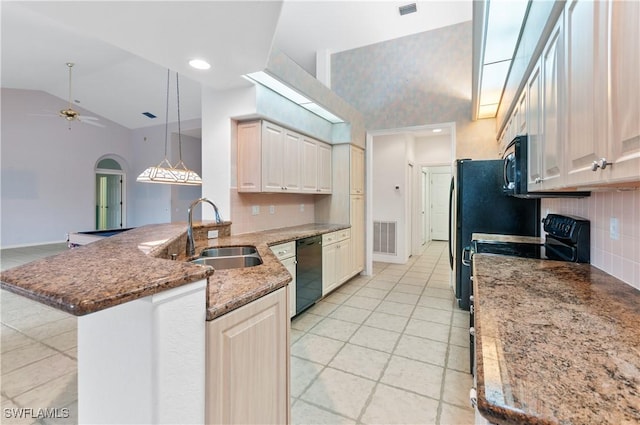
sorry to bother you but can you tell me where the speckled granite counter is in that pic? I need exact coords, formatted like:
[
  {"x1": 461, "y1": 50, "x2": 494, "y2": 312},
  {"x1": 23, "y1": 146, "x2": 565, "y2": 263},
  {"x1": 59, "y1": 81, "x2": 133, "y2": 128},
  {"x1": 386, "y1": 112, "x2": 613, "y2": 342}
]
[
  {"x1": 196, "y1": 223, "x2": 349, "y2": 320},
  {"x1": 473, "y1": 254, "x2": 640, "y2": 425},
  {"x1": 0, "y1": 222, "x2": 347, "y2": 320}
]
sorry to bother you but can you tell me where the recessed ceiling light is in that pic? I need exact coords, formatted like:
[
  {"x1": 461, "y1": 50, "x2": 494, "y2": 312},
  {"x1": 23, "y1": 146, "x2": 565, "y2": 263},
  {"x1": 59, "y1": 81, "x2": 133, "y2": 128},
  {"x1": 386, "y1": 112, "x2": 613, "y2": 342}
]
[
  {"x1": 432, "y1": 128, "x2": 442, "y2": 133},
  {"x1": 188, "y1": 59, "x2": 211, "y2": 70}
]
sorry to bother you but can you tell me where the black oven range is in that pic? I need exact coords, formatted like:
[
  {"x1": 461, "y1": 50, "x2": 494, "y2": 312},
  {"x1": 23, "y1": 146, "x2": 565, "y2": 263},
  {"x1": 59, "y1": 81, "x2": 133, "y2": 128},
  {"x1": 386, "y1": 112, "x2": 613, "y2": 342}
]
[{"x1": 466, "y1": 213, "x2": 590, "y2": 375}]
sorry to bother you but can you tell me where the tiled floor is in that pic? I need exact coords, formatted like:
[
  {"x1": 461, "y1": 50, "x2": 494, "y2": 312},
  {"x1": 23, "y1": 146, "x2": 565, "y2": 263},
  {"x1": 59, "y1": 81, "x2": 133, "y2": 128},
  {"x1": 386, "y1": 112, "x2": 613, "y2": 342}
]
[
  {"x1": 290, "y1": 241, "x2": 474, "y2": 425},
  {"x1": 1, "y1": 240, "x2": 473, "y2": 425}
]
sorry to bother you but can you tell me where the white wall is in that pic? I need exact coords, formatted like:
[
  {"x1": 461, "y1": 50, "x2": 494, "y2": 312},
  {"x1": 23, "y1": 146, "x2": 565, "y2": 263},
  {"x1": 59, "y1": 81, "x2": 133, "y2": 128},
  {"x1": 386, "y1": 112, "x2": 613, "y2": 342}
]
[
  {"x1": 1, "y1": 88, "x2": 132, "y2": 247},
  {"x1": 414, "y1": 135, "x2": 452, "y2": 165}
]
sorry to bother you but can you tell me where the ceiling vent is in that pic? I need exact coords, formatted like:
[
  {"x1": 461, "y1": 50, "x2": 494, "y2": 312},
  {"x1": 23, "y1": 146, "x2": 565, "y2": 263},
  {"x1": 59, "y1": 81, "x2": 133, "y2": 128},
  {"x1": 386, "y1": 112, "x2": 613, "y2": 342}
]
[
  {"x1": 142, "y1": 112, "x2": 157, "y2": 119},
  {"x1": 399, "y1": 3, "x2": 417, "y2": 16}
]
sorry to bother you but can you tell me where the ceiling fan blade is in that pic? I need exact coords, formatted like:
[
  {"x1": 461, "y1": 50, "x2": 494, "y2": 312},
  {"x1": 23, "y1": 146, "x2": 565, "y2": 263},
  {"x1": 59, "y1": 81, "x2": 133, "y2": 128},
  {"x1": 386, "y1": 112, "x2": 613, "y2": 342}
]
[{"x1": 78, "y1": 117, "x2": 105, "y2": 128}]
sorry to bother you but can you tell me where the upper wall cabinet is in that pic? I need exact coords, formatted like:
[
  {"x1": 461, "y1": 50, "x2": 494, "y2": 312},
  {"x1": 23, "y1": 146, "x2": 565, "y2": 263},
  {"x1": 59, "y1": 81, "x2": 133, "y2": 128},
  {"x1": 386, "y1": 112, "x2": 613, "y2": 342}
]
[
  {"x1": 350, "y1": 146, "x2": 365, "y2": 195},
  {"x1": 237, "y1": 120, "x2": 332, "y2": 194}
]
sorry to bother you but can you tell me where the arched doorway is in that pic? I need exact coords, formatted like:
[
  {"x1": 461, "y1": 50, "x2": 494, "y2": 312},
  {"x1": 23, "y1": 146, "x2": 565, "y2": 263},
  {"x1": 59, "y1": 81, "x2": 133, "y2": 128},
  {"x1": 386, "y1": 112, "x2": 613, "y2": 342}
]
[{"x1": 95, "y1": 157, "x2": 126, "y2": 230}]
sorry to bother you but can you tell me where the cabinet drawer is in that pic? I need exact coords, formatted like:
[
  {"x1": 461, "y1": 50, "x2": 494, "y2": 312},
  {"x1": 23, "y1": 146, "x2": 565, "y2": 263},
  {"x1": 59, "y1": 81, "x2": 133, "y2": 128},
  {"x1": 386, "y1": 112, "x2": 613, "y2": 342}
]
[
  {"x1": 270, "y1": 241, "x2": 295, "y2": 260},
  {"x1": 322, "y1": 229, "x2": 350, "y2": 245}
]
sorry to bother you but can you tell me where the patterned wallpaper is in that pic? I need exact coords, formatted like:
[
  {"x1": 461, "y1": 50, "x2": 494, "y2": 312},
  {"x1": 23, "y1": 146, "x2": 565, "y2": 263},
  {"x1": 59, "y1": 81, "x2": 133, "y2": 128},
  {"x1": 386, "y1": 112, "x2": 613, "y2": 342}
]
[{"x1": 331, "y1": 21, "x2": 499, "y2": 159}]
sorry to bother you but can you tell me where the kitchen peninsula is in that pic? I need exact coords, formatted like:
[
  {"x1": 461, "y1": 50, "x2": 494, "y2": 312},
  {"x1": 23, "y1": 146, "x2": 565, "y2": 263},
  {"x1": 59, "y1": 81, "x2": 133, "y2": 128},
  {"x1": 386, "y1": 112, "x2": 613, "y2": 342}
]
[
  {"x1": 473, "y1": 254, "x2": 640, "y2": 425},
  {"x1": 0, "y1": 221, "x2": 349, "y2": 424}
]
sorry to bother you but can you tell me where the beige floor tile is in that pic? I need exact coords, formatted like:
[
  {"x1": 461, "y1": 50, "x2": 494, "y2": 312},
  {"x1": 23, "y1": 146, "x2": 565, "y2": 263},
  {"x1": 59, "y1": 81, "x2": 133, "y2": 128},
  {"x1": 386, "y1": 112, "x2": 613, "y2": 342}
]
[
  {"x1": 1, "y1": 399, "x2": 39, "y2": 425},
  {"x1": 446, "y1": 345, "x2": 470, "y2": 373},
  {"x1": 391, "y1": 284, "x2": 424, "y2": 295},
  {"x1": 306, "y1": 301, "x2": 339, "y2": 317},
  {"x1": 398, "y1": 276, "x2": 428, "y2": 286},
  {"x1": 417, "y1": 296, "x2": 454, "y2": 311},
  {"x1": 21, "y1": 316, "x2": 77, "y2": 341},
  {"x1": 41, "y1": 330, "x2": 77, "y2": 352},
  {"x1": 449, "y1": 326, "x2": 470, "y2": 348},
  {"x1": 335, "y1": 284, "x2": 361, "y2": 295},
  {"x1": 291, "y1": 333, "x2": 345, "y2": 365},
  {"x1": 374, "y1": 300, "x2": 414, "y2": 318},
  {"x1": 1, "y1": 326, "x2": 34, "y2": 353},
  {"x1": 349, "y1": 326, "x2": 401, "y2": 353},
  {"x1": 451, "y1": 311, "x2": 470, "y2": 329},
  {"x1": 329, "y1": 344, "x2": 390, "y2": 381},
  {"x1": 364, "y1": 312, "x2": 409, "y2": 333},
  {"x1": 412, "y1": 306, "x2": 452, "y2": 325},
  {"x1": 360, "y1": 383, "x2": 439, "y2": 425},
  {"x1": 41, "y1": 401, "x2": 77, "y2": 425},
  {"x1": 379, "y1": 269, "x2": 405, "y2": 277},
  {"x1": 343, "y1": 295, "x2": 381, "y2": 311},
  {"x1": 365, "y1": 279, "x2": 397, "y2": 290},
  {"x1": 1, "y1": 342, "x2": 58, "y2": 374},
  {"x1": 2, "y1": 353, "x2": 77, "y2": 398},
  {"x1": 309, "y1": 317, "x2": 360, "y2": 342},
  {"x1": 403, "y1": 271, "x2": 430, "y2": 280},
  {"x1": 300, "y1": 368, "x2": 375, "y2": 420},
  {"x1": 14, "y1": 372, "x2": 77, "y2": 413},
  {"x1": 385, "y1": 292, "x2": 420, "y2": 306},
  {"x1": 328, "y1": 305, "x2": 371, "y2": 324},
  {"x1": 404, "y1": 318, "x2": 450, "y2": 343},
  {"x1": 291, "y1": 399, "x2": 356, "y2": 425},
  {"x1": 323, "y1": 291, "x2": 352, "y2": 305},
  {"x1": 368, "y1": 274, "x2": 400, "y2": 284},
  {"x1": 64, "y1": 348, "x2": 77, "y2": 360},
  {"x1": 355, "y1": 287, "x2": 389, "y2": 300},
  {"x1": 442, "y1": 369, "x2": 474, "y2": 408},
  {"x1": 291, "y1": 356, "x2": 324, "y2": 397},
  {"x1": 292, "y1": 312, "x2": 324, "y2": 332},
  {"x1": 394, "y1": 334, "x2": 448, "y2": 367},
  {"x1": 427, "y1": 279, "x2": 451, "y2": 290},
  {"x1": 439, "y1": 402, "x2": 475, "y2": 425},
  {"x1": 423, "y1": 287, "x2": 454, "y2": 300},
  {"x1": 380, "y1": 356, "x2": 443, "y2": 400}
]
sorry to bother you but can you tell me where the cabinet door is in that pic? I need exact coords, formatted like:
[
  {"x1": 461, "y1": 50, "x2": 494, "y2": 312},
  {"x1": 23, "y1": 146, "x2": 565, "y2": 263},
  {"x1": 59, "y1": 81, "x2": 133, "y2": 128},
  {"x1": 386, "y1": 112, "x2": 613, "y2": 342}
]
[
  {"x1": 206, "y1": 288, "x2": 289, "y2": 425},
  {"x1": 350, "y1": 195, "x2": 365, "y2": 275},
  {"x1": 565, "y1": 0, "x2": 609, "y2": 186},
  {"x1": 317, "y1": 142, "x2": 333, "y2": 193},
  {"x1": 300, "y1": 137, "x2": 319, "y2": 192},
  {"x1": 350, "y1": 146, "x2": 365, "y2": 195},
  {"x1": 607, "y1": 0, "x2": 640, "y2": 183},
  {"x1": 283, "y1": 130, "x2": 301, "y2": 191},
  {"x1": 322, "y1": 242, "x2": 338, "y2": 296},
  {"x1": 237, "y1": 121, "x2": 262, "y2": 192},
  {"x1": 261, "y1": 121, "x2": 285, "y2": 192},
  {"x1": 517, "y1": 90, "x2": 527, "y2": 135},
  {"x1": 527, "y1": 60, "x2": 544, "y2": 188},
  {"x1": 336, "y1": 239, "x2": 351, "y2": 285},
  {"x1": 281, "y1": 256, "x2": 297, "y2": 318},
  {"x1": 540, "y1": 16, "x2": 565, "y2": 190}
]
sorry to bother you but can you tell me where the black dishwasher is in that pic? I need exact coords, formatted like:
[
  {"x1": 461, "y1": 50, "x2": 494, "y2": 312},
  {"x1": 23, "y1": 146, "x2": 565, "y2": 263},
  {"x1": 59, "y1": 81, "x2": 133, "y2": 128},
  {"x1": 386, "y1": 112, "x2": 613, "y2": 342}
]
[{"x1": 295, "y1": 236, "x2": 323, "y2": 315}]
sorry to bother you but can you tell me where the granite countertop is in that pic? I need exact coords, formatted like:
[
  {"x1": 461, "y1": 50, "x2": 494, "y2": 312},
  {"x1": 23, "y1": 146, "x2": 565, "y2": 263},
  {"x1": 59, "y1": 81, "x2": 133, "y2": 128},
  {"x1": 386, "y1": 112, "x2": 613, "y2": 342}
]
[
  {"x1": 472, "y1": 233, "x2": 545, "y2": 245},
  {"x1": 473, "y1": 254, "x2": 640, "y2": 425},
  {"x1": 0, "y1": 222, "x2": 348, "y2": 320},
  {"x1": 197, "y1": 223, "x2": 349, "y2": 320}
]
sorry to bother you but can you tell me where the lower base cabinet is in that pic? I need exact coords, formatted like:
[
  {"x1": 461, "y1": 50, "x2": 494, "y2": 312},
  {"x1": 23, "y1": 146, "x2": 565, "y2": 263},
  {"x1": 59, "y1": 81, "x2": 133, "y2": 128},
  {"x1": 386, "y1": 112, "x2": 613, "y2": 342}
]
[
  {"x1": 322, "y1": 229, "x2": 352, "y2": 296},
  {"x1": 205, "y1": 287, "x2": 290, "y2": 424}
]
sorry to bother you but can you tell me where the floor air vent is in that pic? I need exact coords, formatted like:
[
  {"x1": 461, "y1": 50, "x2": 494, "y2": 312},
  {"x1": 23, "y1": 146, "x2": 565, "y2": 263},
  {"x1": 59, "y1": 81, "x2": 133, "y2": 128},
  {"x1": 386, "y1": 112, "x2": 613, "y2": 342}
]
[{"x1": 373, "y1": 221, "x2": 397, "y2": 255}]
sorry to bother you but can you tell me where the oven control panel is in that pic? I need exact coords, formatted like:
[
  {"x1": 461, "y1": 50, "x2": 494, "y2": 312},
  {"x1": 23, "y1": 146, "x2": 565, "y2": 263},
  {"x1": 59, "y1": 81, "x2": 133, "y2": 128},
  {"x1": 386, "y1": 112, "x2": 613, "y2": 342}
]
[{"x1": 543, "y1": 214, "x2": 589, "y2": 242}]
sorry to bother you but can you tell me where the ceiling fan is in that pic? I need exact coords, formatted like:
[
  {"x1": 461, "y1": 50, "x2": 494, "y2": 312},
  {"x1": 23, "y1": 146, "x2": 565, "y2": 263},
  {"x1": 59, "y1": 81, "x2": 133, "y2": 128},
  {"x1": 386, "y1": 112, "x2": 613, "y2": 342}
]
[{"x1": 31, "y1": 62, "x2": 104, "y2": 129}]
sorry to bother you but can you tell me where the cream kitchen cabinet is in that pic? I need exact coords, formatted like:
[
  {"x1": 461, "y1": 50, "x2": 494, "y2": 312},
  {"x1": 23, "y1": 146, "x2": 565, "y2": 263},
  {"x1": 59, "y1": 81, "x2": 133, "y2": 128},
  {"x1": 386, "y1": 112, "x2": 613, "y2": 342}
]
[
  {"x1": 262, "y1": 121, "x2": 301, "y2": 192},
  {"x1": 237, "y1": 120, "x2": 332, "y2": 194},
  {"x1": 526, "y1": 60, "x2": 544, "y2": 189},
  {"x1": 350, "y1": 146, "x2": 365, "y2": 195},
  {"x1": 206, "y1": 287, "x2": 289, "y2": 425},
  {"x1": 270, "y1": 241, "x2": 296, "y2": 318},
  {"x1": 350, "y1": 195, "x2": 365, "y2": 275},
  {"x1": 301, "y1": 136, "x2": 332, "y2": 193},
  {"x1": 322, "y1": 229, "x2": 351, "y2": 296}
]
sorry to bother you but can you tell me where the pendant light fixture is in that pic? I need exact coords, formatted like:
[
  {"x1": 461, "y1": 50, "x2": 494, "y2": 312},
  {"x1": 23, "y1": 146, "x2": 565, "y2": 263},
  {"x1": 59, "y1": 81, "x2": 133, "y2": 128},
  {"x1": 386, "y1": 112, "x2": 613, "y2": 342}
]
[{"x1": 137, "y1": 69, "x2": 202, "y2": 186}]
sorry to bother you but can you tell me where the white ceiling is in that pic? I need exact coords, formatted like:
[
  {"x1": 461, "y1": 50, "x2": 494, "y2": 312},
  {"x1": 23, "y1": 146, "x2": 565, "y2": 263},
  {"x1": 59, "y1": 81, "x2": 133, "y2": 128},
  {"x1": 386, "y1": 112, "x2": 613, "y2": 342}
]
[{"x1": 1, "y1": 1, "x2": 471, "y2": 130}]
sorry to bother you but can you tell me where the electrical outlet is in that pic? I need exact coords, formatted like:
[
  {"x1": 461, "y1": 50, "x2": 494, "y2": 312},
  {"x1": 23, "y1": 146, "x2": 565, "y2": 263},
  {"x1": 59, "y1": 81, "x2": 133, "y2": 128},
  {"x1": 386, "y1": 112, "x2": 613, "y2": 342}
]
[
  {"x1": 300, "y1": 204, "x2": 305, "y2": 212},
  {"x1": 269, "y1": 205, "x2": 275, "y2": 214},
  {"x1": 252, "y1": 205, "x2": 260, "y2": 215},
  {"x1": 610, "y1": 217, "x2": 619, "y2": 240}
]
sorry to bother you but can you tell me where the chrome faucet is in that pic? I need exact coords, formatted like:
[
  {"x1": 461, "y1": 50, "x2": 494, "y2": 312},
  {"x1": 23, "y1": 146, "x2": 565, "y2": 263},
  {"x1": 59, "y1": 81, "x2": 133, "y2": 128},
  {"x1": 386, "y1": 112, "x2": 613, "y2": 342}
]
[{"x1": 186, "y1": 197, "x2": 222, "y2": 257}]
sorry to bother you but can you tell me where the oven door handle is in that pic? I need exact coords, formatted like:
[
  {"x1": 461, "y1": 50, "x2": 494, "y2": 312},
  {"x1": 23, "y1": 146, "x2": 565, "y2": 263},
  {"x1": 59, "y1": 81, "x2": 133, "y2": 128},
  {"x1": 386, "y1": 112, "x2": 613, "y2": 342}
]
[{"x1": 461, "y1": 246, "x2": 472, "y2": 266}]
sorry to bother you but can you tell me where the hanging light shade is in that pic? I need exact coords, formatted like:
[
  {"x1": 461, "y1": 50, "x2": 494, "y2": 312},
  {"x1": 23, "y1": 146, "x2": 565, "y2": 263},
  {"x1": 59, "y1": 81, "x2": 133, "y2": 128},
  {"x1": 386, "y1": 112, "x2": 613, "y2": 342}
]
[{"x1": 137, "y1": 70, "x2": 202, "y2": 186}]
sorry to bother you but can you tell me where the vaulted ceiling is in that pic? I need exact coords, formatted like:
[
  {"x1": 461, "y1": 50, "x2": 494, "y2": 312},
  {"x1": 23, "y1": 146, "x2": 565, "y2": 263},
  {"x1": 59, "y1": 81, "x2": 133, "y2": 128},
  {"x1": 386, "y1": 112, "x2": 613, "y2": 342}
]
[{"x1": 1, "y1": 1, "x2": 471, "y2": 130}]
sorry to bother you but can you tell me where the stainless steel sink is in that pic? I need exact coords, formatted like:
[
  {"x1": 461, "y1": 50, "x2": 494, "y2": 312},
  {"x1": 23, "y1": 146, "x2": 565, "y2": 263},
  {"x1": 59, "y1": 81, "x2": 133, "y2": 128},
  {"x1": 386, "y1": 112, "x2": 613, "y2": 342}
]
[
  {"x1": 191, "y1": 255, "x2": 262, "y2": 269},
  {"x1": 200, "y1": 246, "x2": 257, "y2": 257}
]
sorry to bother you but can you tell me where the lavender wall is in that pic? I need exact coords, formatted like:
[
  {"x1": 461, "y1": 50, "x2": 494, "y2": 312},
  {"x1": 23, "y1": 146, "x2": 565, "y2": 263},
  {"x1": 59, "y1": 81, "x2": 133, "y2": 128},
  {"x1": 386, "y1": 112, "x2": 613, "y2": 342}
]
[
  {"x1": 1, "y1": 88, "x2": 202, "y2": 247},
  {"x1": 332, "y1": 21, "x2": 499, "y2": 159}
]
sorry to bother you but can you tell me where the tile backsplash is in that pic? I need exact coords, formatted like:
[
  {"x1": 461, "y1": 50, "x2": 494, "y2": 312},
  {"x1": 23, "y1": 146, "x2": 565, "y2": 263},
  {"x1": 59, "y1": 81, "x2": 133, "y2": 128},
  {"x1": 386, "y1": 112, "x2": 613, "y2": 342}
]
[
  {"x1": 542, "y1": 190, "x2": 640, "y2": 289},
  {"x1": 230, "y1": 189, "x2": 317, "y2": 235}
]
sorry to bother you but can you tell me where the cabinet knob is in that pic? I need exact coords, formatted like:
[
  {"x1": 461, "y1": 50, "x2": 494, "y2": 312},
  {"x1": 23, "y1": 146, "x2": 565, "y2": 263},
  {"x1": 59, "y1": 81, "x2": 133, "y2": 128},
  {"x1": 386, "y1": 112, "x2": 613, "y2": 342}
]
[
  {"x1": 592, "y1": 158, "x2": 612, "y2": 171},
  {"x1": 534, "y1": 177, "x2": 542, "y2": 184}
]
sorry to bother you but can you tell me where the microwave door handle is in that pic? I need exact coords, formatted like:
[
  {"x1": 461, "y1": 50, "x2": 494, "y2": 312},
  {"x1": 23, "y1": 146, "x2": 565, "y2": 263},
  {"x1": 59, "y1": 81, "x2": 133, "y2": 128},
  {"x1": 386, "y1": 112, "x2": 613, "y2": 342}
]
[
  {"x1": 503, "y1": 152, "x2": 514, "y2": 190},
  {"x1": 448, "y1": 177, "x2": 455, "y2": 269}
]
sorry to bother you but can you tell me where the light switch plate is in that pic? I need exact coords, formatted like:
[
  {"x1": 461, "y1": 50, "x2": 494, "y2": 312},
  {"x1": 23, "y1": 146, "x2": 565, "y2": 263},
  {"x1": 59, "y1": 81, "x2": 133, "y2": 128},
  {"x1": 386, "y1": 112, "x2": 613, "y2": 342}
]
[
  {"x1": 610, "y1": 217, "x2": 619, "y2": 240},
  {"x1": 269, "y1": 205, "x2": 275, "y2": 214},
  {"x1": 252, "y1": 205, "x2": 260, "y2": 215}
]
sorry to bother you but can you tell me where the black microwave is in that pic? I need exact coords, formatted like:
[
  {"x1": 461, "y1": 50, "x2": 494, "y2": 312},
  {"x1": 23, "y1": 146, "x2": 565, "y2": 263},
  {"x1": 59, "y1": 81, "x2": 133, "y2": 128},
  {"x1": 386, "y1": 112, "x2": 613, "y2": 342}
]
[{"x1": 502, "y1": 135, "x2": 590, "y2": 198}]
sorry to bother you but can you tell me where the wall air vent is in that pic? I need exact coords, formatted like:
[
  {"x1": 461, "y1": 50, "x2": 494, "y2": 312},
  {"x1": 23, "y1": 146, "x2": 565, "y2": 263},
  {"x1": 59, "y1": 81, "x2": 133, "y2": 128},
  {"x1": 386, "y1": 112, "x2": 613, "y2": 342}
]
[
  {"x1": 399, "y1": 3, "x2": 417, "y2": 16},
  {"x1": 142, "y1": 112, "x2": 157, "y2": 119},
  {"x1": 373, "y1": 221, "x2": 397, "y2": 255}
]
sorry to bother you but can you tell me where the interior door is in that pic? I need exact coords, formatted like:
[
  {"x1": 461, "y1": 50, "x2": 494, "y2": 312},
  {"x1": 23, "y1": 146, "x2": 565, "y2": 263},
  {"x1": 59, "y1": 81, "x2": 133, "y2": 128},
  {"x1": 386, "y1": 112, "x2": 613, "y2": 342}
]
[
  {"x1": 430, "y1": 169, "x2": 451, "y2": 240},
  {"x1": 96, "y1": 173, "x2": 122, "y2": 229}
]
